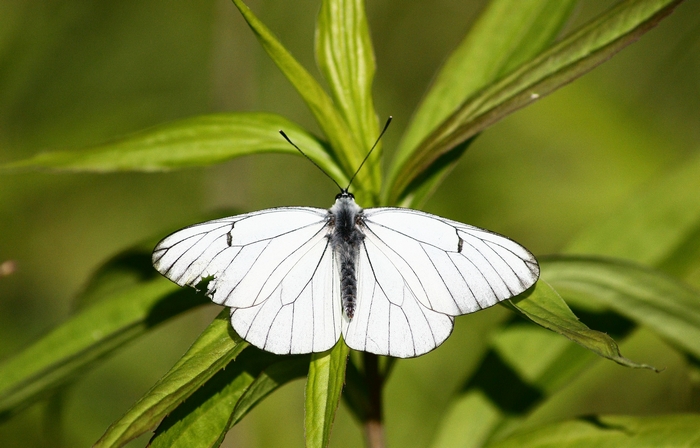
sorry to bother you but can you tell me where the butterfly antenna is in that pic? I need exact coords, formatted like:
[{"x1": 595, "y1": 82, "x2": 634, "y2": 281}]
[
  {"x1": 346, "y1": 116, "x2": 392, "y2": 190},
  {"x1": 279, "y1": 130, "x2": 344, "y2": 191}
]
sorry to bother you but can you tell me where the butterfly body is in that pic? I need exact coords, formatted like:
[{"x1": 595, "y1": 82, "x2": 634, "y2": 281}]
[{"x1": 328, "y1": 190, "x2": 364, "y2": 320}]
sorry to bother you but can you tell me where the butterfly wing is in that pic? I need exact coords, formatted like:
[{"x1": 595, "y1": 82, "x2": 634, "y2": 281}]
[
  {"x1": 152, "y1": 207, "x2": 342, "y2": 355},
  {"x1": 341, "y1": 207, "x2": 539, "y2": 358},
  {"x1": 360, "y1": 208, "x2": 539, "y2": 316},
  {"x1": 342, "y1": 232, "x2": 455, "y2": 358}
]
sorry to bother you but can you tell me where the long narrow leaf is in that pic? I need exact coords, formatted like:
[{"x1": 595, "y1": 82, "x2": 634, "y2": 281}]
[
  {"x1": 507, "y1": 281, "x2": 656, "y2": 370},
  {"x1": 305, "y1": 341, "x2": 350, "y2": 448},
  {"x1": 148, "y1": 350, "x2": 309, "y2": 448},
  {"x1": 1, "y1": 113, "x2": 344, "y2": 181},
  {"x1": 486, "y1": 414, "x2": 700, "y2": 447},
  {"x1": 543, "y1": 256, "x2": 700, "y2": 359},
  {"x1": 231, "y1": 0, "x2": 363, "y2": 188},
  {"x1": 389, "y1": 0, "x2": 684, "y2": 204},
  {"x1": 430, "y1": 323, "x2": 598, "y2": 448},
  {"x1": 94, "y1": 310, "x2": 247, "y2": 448},
  {"x1": 391, "y1": 0, "x2": 577, "y2": 206},
  {"x1": 316, "y1": 0, "x2": 380, "y2": 193},
  {"x1": 229, "y1": 354, "x2": 310, "y2": 425},
  {"x1": 0, "y1": 277, "x2": 205, "y2": 421},
  {"x1": 148, "y1": 350, "x2": 276, "y2": 448}
]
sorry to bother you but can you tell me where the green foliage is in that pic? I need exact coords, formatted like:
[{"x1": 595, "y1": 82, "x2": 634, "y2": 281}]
[
  {"x1": 486, "y1": 414, "x2": 700, "y2": 447},
  {"x1": 2, "y1": 113, "x2": 344, "y2": 181},
  {"x1": 1, "y1": 0, "x2": 698, "y2": 447},
  {"x1": 305, "y1": 344, "x2": 351, "y2": 448},
  {"x1": 508, "y1": 280, "x2": 657, "y2": 371}
]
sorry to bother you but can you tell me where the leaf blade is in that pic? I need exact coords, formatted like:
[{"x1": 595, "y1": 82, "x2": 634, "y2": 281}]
[
  {"x1": 430, "y1": 323, "x2": 597, "y2": 448},
  {"x1": 231, "y1": 0, "x2": 363, "y2": 188},
  {"x1": 392, "y1": 0, "x2": 578, "y2": 202},
  {"x1": 486, "y1": 414, "x2": 700, "y2": 448},
  {"x1": 315, "y1": 0, "x2": 380, "y2": 194},
  {"x1": 305, "y1": 341, "x2": 350, "y2": 448},
  {"x1": 94, "y1": 309, "x2": 247, "y2": 448},
  {"x1": 1, "y1": 113, "x2": 346, "y2": 182},
  {"x1": 507, "y1": 281, "x2": 656, "y2": 370},
  {"x1": 148, "y1": 350, "x2": 309, "y2": 448},
  {"x1": 389, "y1": 0, "x2": 684, "y2": 204},
  {"x1": 0, "y1": 275, "x2": 205, "y2": 421},
  {"x1": 543, "y1": 256, "x2": 700, "y2": 359}
]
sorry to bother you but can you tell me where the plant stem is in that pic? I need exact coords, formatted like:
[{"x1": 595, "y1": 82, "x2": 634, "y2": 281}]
[{"x1": 363, "y1": 352, "x2": 385, "y2": 448}]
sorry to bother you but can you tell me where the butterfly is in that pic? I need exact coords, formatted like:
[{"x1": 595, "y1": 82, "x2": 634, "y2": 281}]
[{"x1": 152, "y1": 120, "x2": 539, "y2": 358}]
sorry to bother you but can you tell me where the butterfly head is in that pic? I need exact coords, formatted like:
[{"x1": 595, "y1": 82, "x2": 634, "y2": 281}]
[
  {"x1": 335, "y1": 189, "x2": 355, "y2": 202},
  {"x1": 331, "y1": 189, "x2": 362, "y2": 216}
]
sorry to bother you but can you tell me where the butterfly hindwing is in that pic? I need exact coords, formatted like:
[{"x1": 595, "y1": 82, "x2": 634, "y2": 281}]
[
  {"x1": 342, "y1": 230, "x2": 454, "y2": 358},
  {"x1": 152, "y1": 207, "x2": 342, "y2": 354}
]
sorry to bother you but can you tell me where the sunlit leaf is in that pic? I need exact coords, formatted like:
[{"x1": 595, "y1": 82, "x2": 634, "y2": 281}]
[
  {"x1": 389, "y1": 0, "x2": 684, "y2": 204},
  {"x1": 430, "y1": 323, "x2": 596, "y2": 448},
  {"x1": 391, "y1": 0, "x2": 577, "y2": 206},
  {"x1": 1, "y1": 113, "x2": 345, "y2": 182},
  {"x1": 231, "y1": 0, "x2": 363, "y2": 189},
  {"x1": 0, "y1": 277, "x2": 206, "y2": 421},
  {"x1": 149, "y1": 350, "x2": 309, "y2": 448},
  {"x1": 543, "y1": 256, "x2": 700, "y2": 359},
  {"x1": 305, "y1": 341, "x2": 350, "y2": 448},
  {"x1": 486, "y1": 414, "x2": 700, "y2": 448},
  {"x1": 316, "y1": 0, "x2": 380, "y2": 195},
  {"x1": 507, "y1": 281, "x2": 656, "y2": 370},
  {"x1": 94, "y1": 309, "x2": 246, "y2": 448}
]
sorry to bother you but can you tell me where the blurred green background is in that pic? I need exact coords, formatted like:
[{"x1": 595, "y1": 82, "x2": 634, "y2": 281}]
[{"x1": 1, "y1": 1, "x2": 699, "y2": 446}]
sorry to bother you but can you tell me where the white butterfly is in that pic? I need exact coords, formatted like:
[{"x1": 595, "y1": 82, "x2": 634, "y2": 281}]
[
  {"x1": 153, "y1": 118, "x2": 538, "y2": 357},
  {"x1": 152, "y1": 190, "x2": 539, "y2": 358}
]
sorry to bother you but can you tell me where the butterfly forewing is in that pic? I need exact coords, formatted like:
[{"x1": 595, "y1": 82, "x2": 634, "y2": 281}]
[{"x1": 360, "y1": 208, "x2": 539, "y2": 317}]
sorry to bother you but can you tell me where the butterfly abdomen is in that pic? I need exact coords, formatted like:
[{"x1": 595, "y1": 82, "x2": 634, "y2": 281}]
[
  {"x1": 329, "y1": 192, "x2": 364, "y2": 320},
  {"x1": 339, "y1": 255, "x2": 358, "y2": 319}
]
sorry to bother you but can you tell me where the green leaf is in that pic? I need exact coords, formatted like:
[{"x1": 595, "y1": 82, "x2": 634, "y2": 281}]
[
  {"x1": 315, "y1": 0, "x2": 380, "y2": 195},
  {"x1": 231, "y1": 0, "x2": 364, "y2": 189},
  {"x1": 430, "y1": 390, "x2": 505, "y2": 448},
  {"x1": 390, "y1": 0, "x2": 577, "y2": 206},
  {"x1": 74, "y1": 247, "x2": 159, "y2": 309},
  {"x1": 430, "y1": 259, "x2": 683, "y2": 447},
  {"x1": 0, "y1": 277, "x2": 206, "y2": 421},
  {"x1": 148, "y1": 349, "x2": 277, "y2": 448},
  {"x1": 430, "y1": 324, "x2": 596, "y2": 448},
  {"x1": 149, "y1": 350, "x2": 309, "y2": 448},
  {"x1": 508, "y1": 281, "x2": 656, "y2": 370},
  {"x1": 305, "y1": 341, "x2": 350, "y2": 448},
  {"x1": 388, "y1": 0, "x2": 684, "y2": 205},
  {"x1": 94, "y1": 309, "x2": 247, "y2": 448},
  {"x1": 565, "y1": 152, "x2": 700, "y2": 275},
  {"x1": 229, "y1": 354, "x2": 310, "y2": 426},
  {"x1": 542, "y1": 256, "x2": 700, "y2": 359},
  {"x1": 485, "y1": 414, "x2": 700, "y2": 448},
  {"x1": 1, "y1": 113, "x2": 345, "y2": 182}
]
